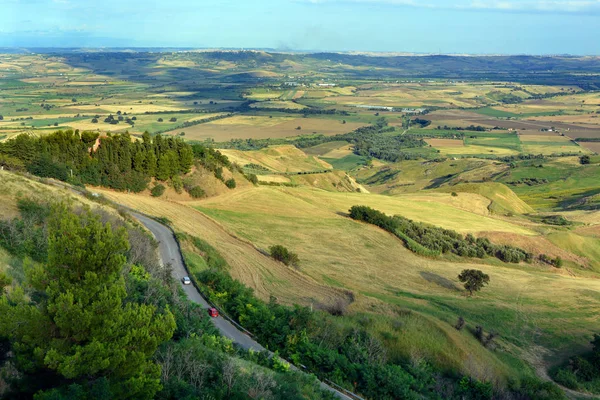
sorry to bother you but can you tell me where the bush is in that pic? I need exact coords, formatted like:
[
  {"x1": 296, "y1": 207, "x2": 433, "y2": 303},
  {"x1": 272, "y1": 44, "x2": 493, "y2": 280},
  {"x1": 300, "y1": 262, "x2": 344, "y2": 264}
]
[
  {"x1": 269, "y1": 245, "x2": 299, "y2": 267},
  {"x1": 171, "y1": 175, "x2": 183, "y2": 194},
  {"x1": 157, "y1": 118, "x2": 163, "y2": 122},
  {"x1": 455, "y1": 316, "x2": 465, "y2": 330},
  {"x1": 554, "y1": 368, "x2": 579, "y2": 390},
  {"x1": 151, "y1": 183, "x2": 165, "y2": 197},
  {"x1": 247, "y1": 173, "x2": 258, "y2": 185},
  {"x1": 580, "y1": 155, "x2": 591, "y2": 165},
  {"x1": 188, "y1": 186, "x2": 205, "y2": 198},
  {"x1": 225, "y1": 178, "x2": 236, "y2": 189},
  {"x1": 451, "y1": 192, "x2": 458, "y2": 197}
]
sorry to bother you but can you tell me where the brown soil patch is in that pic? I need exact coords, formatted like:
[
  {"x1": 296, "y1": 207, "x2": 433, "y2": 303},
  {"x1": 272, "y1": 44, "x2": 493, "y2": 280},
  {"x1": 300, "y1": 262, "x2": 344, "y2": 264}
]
[{"x1": 579, "y1": 142, "x2": 600, "y2": 153}]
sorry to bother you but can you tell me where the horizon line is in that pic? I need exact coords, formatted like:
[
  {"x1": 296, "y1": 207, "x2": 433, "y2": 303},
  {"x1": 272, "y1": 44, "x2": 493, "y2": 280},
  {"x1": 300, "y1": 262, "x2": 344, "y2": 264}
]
[{"x1": 1, "y1": 46, "x2": 599, "y2": 57}]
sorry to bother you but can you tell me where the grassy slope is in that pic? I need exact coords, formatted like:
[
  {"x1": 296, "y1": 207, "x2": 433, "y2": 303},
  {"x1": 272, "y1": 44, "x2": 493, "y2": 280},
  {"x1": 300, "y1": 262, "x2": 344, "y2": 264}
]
[
  {"x1": 95, "y1": 178, "x2": 600, "y2": 386},
  {"x1": 436, "y1": 182, "x2": 535, "y2": 215},
  {"x1": 354, "y1": 158, "x2": 507, "y2": 195},
  {"x1": 220, "y1": 145, "x2": 332, "y2": 173},
  {"x1": 499, "y1": 158, "x2": 600, "y2": 210}
]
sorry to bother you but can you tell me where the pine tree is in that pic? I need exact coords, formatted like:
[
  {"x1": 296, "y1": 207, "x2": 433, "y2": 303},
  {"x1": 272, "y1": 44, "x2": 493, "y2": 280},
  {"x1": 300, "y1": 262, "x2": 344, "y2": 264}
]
[
  {"x1": 133, "y1": 149, "x2": 146, "y2": 173},
  {"x1": 156, "y1": 154, "x2": 172, "y2": 181},
  {"x1": 0, "y1": 205, "x2": 175, "y2": 399},
  {"x1": 145, "y1": 149, "x2": 157, "y2": 177},
  {"x1": 178, "y1": 145, "x2": 194, "y2": 174}
]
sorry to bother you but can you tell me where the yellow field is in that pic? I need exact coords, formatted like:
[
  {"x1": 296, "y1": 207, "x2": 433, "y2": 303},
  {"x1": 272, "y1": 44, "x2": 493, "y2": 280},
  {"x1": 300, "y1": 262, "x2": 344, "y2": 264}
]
[
  {"x1": 437, "y1": 182, "x2": 534, "y2": 215},
  {"x1": 533, "y1": 114, "x2": 600, "y2": 125},
  {"x1": 173, "y1": 116, "x2": 365, "y2": 141},
  {"x1": 66, "y1": 103, "x2": 188, "y2": 113},
  {"x1": 245, "y1": 90, "x2": 284, "y2": 100},
  {"x1": 220, "y1": 145, "x2": 332, "y2": 173},
  {"x1": 195, "y1": 186, "x2": 535, "y2": 235},
  {"x1": 519, "y1": 135, "x2": 589, "y2": 155},
  {"x1": 322, "y1": 82, "x2": 541, "y2": 109},
  {"x1": 249, "y1": 100, "x2": 307, "y2": 110},
  {"x1": 320, "y1": 143, "x2": 354, "y2": 159},
  {"x1": 438, "y1": 144, "x2": 519, "y2": 156},
  {"x1": 425, "y1": 138, "x2": 464, "y2": 147}
]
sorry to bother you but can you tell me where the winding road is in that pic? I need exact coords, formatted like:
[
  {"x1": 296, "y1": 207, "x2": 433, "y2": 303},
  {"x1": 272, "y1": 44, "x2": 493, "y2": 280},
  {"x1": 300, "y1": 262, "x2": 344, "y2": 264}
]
[{"x1": 131, "y1": 212, "x2": 357, "y2": 400}]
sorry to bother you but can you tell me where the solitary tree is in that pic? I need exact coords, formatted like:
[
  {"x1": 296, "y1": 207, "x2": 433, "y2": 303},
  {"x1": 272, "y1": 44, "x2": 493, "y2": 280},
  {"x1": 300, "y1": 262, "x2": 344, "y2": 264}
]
[
  {"x1": 458, "y1": 269, "x2": 490, "y2": 297},
  {"x1": 580, "y1": 155, "x2": 591, "y2": 165}
]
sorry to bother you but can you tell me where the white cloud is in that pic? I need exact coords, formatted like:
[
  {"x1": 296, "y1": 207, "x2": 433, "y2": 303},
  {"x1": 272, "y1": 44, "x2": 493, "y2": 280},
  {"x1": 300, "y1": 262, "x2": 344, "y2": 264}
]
[{"x1": 298, "y1": 0, "x2": 600, "y2": 12}]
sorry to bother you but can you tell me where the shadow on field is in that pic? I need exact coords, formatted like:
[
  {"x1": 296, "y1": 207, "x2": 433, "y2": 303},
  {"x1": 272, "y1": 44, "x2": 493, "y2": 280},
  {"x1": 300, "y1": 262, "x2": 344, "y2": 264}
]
[{"x1": 420, "y1": 271, "x2": 461, "y2": 292}]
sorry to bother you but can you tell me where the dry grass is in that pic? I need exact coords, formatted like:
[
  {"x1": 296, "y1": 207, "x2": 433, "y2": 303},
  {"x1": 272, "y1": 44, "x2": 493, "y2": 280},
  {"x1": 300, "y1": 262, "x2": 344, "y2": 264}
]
[
  {"x1": 175, "y1": 116, "x2": 365, "y2": 141},
  {"x1": 220, "y1": 145, "x2": 332, "y2": 173},
  {"x1": 438, "y1": 144, "x2": 519, "y2": 156},
  {"x1": 93, "y1": 182, "x2": 600, "y2": 381},
  {"x1": 66, "y1": 103, "x2": 188, "y2": 113},
  {"x1": 425, "y1": 138, "x2": 465, "y2": 147},
  {"x1": 0, "y1": 171, "x2": 100, "y2": 217},
  {"x1": 320, "y1": 144, "x2": 354, "y2": 159},
  {"x1": 438, "y1": 183, "x2": 534, "y2": 215},
  {"x1": 249, "y1": 101, "x2": 307, "y2": 110},
  {"x1": 194, "y1": 186, "x2": 536, "y2": 235},
  {"x1": 92, "y1": 189, "x2": 346, "y2": 307}
]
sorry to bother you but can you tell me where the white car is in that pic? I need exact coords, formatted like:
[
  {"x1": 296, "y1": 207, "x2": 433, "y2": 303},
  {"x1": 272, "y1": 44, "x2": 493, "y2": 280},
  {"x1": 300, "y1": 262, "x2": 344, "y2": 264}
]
[{"x1": 182, "y1": 276, "x2": 192, "y2": 285}]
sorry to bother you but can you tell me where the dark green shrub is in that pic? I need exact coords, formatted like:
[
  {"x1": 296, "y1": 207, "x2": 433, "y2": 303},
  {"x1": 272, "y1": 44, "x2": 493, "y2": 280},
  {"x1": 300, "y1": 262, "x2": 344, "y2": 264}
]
[
  {"x1": 151, "y1": 183, "x2": 165, "y2": 197},
  {"x1": 225, "y1": 178, "x2": 236, "y2": 189},
  {"x1": 188, "y1": 186, "x2": 205, "y2": 199},
  {"x1": 554, "y1": 368, "x2": 579, "y2": 390},
  {"x1": 247, "y1": 173, "x2": 258, "y2": 185},
  {"x1": 269, "y1": 245, "x2": 299, "y2": 267}
]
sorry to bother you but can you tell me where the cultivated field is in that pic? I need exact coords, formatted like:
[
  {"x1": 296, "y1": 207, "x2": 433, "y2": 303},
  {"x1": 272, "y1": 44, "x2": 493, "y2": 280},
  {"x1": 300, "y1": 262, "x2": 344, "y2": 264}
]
[
  {"x1": 220, "y1": 145, "x2": 332, "y2": 173},
  {"x1": 164, "y1": 116, "x2": 365, "y2": 141}
]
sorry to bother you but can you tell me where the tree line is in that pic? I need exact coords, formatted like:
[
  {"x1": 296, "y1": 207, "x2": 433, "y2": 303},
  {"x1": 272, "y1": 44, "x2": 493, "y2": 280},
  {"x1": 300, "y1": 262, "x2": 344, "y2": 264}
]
[
  {"x1": 0, "y1": 130, "x2": 194, "y2": 192},
  {"x1": 349, "y1": 205, "x2": 532, "y2": 263}
]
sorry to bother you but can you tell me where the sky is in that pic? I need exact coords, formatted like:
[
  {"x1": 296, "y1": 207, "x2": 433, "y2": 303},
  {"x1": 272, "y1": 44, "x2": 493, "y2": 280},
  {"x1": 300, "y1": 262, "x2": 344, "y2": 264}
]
[{"x1": 1, "y1": 0, "x2": 599, "y2": 54}]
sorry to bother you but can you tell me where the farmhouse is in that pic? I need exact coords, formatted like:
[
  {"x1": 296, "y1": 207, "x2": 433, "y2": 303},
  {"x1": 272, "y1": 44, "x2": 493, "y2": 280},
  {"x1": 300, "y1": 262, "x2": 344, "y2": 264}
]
[
  {"x1": 356, "y1": 105, "x2": 394, "y2": 111},
  {"x1": 402, "y1": 108, "x2": 427, "y2": 114}
]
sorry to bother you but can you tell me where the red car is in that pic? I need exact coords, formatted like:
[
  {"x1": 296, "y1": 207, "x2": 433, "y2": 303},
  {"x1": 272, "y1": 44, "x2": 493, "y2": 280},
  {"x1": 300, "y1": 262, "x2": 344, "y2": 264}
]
[{"x1": 208, "y1": 307, "x2": 219, "y2": 318}]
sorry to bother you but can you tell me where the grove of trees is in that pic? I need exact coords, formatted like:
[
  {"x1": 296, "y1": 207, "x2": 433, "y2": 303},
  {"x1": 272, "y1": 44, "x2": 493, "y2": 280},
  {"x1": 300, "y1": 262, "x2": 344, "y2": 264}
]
[{"x1": 0, "y1": 130, "x2": 194, "y2": 192}]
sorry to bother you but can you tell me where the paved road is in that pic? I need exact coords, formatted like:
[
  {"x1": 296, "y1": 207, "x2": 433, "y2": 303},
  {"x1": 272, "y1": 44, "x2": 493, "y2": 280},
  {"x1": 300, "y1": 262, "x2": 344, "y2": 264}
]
[
  {"x1": 131, "y1": 212, "x2": 357, "y2": 400},
  {"x1": 132, "y1": 212, "x2": 263, "y2": 351}
]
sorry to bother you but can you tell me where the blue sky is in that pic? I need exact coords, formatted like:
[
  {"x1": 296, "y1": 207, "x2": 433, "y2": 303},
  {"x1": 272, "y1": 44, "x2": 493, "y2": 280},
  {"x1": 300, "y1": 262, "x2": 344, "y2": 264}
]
[{"x1": 1, "y1": 0, "x2": 599, "y2": 54}]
